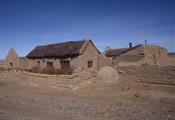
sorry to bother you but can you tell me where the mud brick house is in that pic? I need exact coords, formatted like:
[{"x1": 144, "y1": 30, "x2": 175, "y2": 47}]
[
  {"x1": 26, "y1": 39, "x2": 100, "y2": 71},
  {"x1": 104, "y1": 44, "x2": 175, "y2": 66},
  {"x1": 5, "y1": 48, "x2": 29, "y2": 69},
  {"x1": 3, "y1": 39, "x2": 175, "y2": 71},
  {"x1": 6, "y1": 48, "x2": 20, "y2": 69}
]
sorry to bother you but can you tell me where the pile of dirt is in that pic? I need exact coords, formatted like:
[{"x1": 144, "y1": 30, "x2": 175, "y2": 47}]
[{"x1": 96, "y1": 66, "x2": 118, "y2": 83}]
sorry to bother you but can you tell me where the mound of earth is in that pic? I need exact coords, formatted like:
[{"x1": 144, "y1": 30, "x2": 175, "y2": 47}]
[{"x1": 96, "y1": 66, "x2": 118, "y2": 83}]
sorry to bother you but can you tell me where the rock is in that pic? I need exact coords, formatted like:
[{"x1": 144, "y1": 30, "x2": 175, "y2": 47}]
[
  {"x1": 134, "y1": 92, "x2": 141, "y2": 97},
  {"x1": 96, "y1": 66, "x2": 118, "y2": 83}
]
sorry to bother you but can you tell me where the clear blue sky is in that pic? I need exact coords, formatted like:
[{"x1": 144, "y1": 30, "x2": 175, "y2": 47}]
[{"x1": 0, "y1": 0, "x2": 175, "y2": 59}]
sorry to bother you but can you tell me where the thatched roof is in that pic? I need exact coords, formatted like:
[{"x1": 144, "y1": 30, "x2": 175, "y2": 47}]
[
  {"x1": 105, "y1": 48, "x2": 129, "y2": 57},
  {"x1": 26, "y1": 39, "x2": 99, "y2": 59}
]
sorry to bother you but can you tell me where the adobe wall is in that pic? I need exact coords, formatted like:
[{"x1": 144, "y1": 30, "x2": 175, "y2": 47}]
[
  {"x1": 165, "y1": 56, "x2": 175, "y2": 66},
  {"x1": 98, "y1": 54, "x2": 112, "y2": 70},
  {"x1": 71, "y1": 41, "x2": 99, "y2": 71},
  {"x1": 19, "y1": 58, "x2": 30, "y2": 70},
  {"x1": 142, "y1": 45, "x2": 167, "y2": 66},
  {"x1": 27, "y1": 58, "x2": 60, "y2": 70},
  {"x1": 111, "y1": 45, "x2": 173, "y2": 66},
  {"x1": 0, "y1": 59, "x2": 6, "y2": 68}
]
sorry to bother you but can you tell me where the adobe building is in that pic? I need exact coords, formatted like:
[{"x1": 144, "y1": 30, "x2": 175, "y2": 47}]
[
  {"x1": 5, "y1": 48, "x2": 20, "y2": 69},
  {"x1": 5, "y1": 48, "x2": 29, "y2": 70},
  {"x1": 3, "y1": 39, "x2": 175, "y2": 72},
  {"x1": 26, "y1": 39, "x2": 100, "y2": 71},
  {"x1": 104, "y1": 43, "x2": 175, "y2": 66}
]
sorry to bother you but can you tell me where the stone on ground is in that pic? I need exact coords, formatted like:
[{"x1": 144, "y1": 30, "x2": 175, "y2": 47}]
[{"x1": 96, "y1": 66, "x2": 118, "y2": 83}]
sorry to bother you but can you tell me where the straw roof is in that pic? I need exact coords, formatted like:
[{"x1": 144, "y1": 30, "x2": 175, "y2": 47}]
[
  {"x1": 105, "y1": 48, "x2": 129, "y2": 57},
  {"x1": 26, "y1": 39, "x2": 99, "y2": 59}
]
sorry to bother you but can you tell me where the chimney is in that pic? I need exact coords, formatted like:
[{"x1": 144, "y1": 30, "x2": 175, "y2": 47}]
[
  {"x1": 129, "y1": 42, "x2": 132, "y2": 48},
  {"x1": 144, "y1": 40, "x2": 147, "y2": 45}
]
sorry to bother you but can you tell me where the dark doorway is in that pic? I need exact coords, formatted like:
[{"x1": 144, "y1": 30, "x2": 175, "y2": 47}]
[
  {"x1": 60, "y1": 60, "x2": 70, "y2": 69},
  {"x1": 10, "y1": 62, "x2": 13, "y2": 68},
  {"x1": 37, "y1": 61, "x2": 40, "y2": 69}
]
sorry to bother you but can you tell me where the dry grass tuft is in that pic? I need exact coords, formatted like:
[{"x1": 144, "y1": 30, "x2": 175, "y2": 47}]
[{"x1": 0, "y1": 67, "x2": 5, "y2": 72}]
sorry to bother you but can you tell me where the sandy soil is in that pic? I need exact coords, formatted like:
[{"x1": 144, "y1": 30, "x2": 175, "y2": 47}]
[{"x1": 0, "y1": 69, "x2": 175, "y2": 120}]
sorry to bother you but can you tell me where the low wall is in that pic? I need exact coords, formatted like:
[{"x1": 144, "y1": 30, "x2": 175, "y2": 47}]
[
  {"x1": 164, "y1": 56, "x2": 175, "y2": 66},
  {"x1": 0, "y1": 59, "x2": 6, "y2": 68}
]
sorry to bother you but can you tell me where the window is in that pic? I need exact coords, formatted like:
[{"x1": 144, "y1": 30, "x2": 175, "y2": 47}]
[
  {"x1": 88, "y1": 60, "x2": 93, "y2": 68},
  {"x1": 37, "y1": 61, "x2": 40, "y2": 68},
  {"x1": 139, "y1": 54, "x2": 145, "y2": 57},
  {"x1": 46, "y1": 61, "x2": 53, "y2": 68},
  {"x1": 60, "y1": 60, "x2": 70, "y2": 69}
]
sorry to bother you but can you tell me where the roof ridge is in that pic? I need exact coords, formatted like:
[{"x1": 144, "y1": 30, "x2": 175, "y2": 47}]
[{"x1": 36, "y1": 39, "x2": 88, "y2": 47}]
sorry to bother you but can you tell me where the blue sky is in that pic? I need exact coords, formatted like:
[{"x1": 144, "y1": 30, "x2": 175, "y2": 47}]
[{"x1": 0, "y1": 0, "x2": 175, "y2": 59}]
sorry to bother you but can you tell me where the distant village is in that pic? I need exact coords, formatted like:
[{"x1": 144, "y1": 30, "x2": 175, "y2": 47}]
[{"x1": 0, "y1": 39, "x2": 175, "y2": 73}]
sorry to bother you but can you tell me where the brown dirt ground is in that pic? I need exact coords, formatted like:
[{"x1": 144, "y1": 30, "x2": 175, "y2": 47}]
[{"x1": 0, "y1": 68, "x2": 175, "y2": 120}]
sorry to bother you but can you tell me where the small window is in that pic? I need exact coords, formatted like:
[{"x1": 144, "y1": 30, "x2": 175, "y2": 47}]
[
  {"x1": 139, "y1": 54, "x2": 145, "y2": 57},
  {"x1": 88, "y1": 60, "x2": 93, "y2": 68},
  {"x1": 46, "y1": 62, "x2": 53, "y2": 68},
  {"x1": 60, "y1": 60, "x2": 70, "y2": 69},
  {"x1": 37, "y1": 61, "x2": 40, "y2": 68}
]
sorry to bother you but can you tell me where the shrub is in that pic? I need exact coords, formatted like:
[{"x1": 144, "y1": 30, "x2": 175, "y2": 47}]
[
  {"x1": 134, "y1": 92, "x2": 141, "y2": 97},
  {"x1": 0, "y1": 67, "x2": 5, "y2": 72}
]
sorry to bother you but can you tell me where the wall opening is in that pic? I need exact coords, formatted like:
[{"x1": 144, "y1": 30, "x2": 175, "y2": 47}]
[
  {"x1": 46, "y1": 61, "x2": 53, "y2": 68},
  {"x1": 10, "y1": 62, "x2": 13, "y2": 68},
  {"x1": 60, "y1": 60, "x2": 70, "y2": 69},
  {"x1": 88, "y1": 60, "x2": 93, "y2": 68},
  {"x1": 37, "y1": 61, "x2": 40, "y2": 69},
  {"x1": 153, "y1": 54, "x2": 157, "y2": 64}
]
